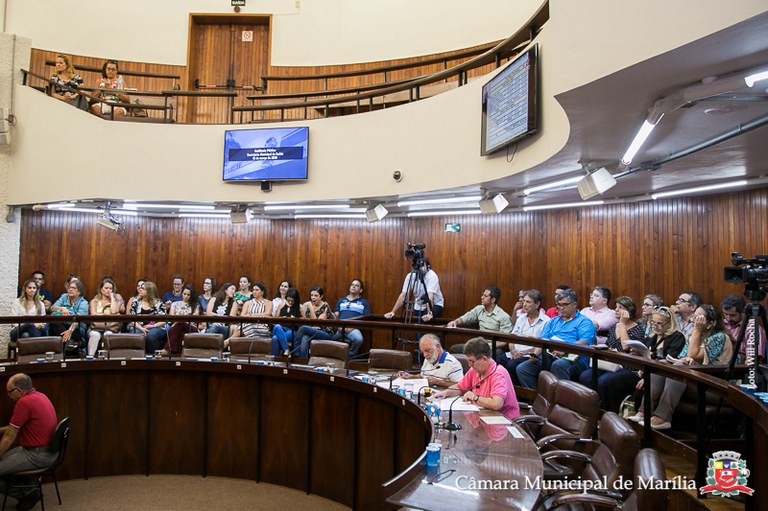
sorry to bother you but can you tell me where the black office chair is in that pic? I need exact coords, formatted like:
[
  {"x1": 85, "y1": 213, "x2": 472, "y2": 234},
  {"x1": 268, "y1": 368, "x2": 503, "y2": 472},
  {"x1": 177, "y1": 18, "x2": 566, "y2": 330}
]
[{"x1": 2, "y1": 416, "x2": 70, "y2": 511}]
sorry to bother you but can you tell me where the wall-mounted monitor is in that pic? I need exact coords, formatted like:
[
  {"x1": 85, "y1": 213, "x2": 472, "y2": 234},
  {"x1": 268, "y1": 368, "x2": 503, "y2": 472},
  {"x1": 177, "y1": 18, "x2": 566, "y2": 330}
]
[
  {"x1": 480, "y1": 45, "x2": 538, "y2": 156},
  {"x1": 223, "y1": 126, "x2": 309, "y2": 182}
]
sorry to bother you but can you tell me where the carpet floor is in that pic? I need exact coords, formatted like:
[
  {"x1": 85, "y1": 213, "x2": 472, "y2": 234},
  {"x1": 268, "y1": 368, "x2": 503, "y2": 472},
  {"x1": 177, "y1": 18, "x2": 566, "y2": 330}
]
[{"x1": 19, "y1": 475, "x2": 352, "y2": 511}]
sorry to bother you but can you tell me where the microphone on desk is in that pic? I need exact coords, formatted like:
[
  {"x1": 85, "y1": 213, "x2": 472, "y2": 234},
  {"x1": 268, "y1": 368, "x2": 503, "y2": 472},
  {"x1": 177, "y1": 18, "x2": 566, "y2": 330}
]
[
  {"x1": 345, "y1": 351, "x2": 372, "y2": 377},
  {"x1": 416, "y1": 384, "x2": 434, "y2": 407},
  {"x1": 443, "y1": 393, "x2": 464, "y2": 431}
]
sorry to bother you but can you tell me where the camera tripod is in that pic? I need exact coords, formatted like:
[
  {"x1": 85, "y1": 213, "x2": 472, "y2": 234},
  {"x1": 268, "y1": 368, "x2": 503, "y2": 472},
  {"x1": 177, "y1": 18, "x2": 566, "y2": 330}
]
[{"x1": 391, "y1": 262, "x2": 433, "y2": 352}]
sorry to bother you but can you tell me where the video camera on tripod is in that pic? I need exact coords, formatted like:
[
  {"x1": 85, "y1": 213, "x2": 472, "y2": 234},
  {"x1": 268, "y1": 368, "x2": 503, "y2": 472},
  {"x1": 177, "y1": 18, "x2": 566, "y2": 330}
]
[
  {"x1": 404, "y1": 242, "x2": 427, "y2": 270},
  {"x1": 724, "y1": 252, "x2": 768, "y2": 301}
]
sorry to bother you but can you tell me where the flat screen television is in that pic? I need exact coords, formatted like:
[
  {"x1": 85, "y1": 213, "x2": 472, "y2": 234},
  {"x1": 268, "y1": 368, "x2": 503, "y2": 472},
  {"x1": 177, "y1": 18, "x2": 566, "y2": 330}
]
[
  {"x1": 480, "y1": 44, "x2": 538, "y2": 156},
  {"x1": 223, "y1": 126, "x2": 309, "y2": 182}
]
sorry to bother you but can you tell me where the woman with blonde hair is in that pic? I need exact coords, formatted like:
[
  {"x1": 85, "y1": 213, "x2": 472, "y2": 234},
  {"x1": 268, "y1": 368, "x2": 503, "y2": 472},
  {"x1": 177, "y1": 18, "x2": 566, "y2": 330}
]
[
  {"x1": 50, "y1": 54, "x2": 84, "y2": 105},
  {"x1": 10, "y1": 279, "x2": 47, "y2": 344},
  {"x1": 87, "y1": 278, "x2": 124, "y2": 356}
]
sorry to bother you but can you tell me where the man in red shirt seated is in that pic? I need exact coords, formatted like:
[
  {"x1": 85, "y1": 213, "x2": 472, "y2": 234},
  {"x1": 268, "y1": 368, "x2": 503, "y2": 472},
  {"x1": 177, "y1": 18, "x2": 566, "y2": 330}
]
[{"x1": 0, "y1": 373, "x2": 58, "y2": 511}]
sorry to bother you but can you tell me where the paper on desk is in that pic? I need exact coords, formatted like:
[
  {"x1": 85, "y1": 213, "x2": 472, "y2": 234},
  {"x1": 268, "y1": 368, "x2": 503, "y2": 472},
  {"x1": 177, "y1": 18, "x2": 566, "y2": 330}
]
[
  {"x1": 481, "y1": 415, "x2": 512, "y2": 425},
  {"x1": 437, "y1": 398, "x2": 479, "y2": 412},
  {"x1": 507, "y1": 426, "x2": 525, "y2": 439},
  {"x1": 377, "y1": 377, "x2": 429, "y2": 390}
]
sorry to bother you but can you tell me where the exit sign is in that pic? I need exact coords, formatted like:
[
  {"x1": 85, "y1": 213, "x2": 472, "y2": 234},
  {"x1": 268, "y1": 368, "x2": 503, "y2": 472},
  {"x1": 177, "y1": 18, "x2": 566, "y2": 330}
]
[{"x1": 232, "y1": 0, "x2": 246, "y2": 6}]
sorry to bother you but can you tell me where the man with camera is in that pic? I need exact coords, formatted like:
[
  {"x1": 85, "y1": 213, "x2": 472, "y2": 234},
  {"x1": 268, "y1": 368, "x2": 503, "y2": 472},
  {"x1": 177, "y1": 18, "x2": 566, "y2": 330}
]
[{"x1": 384, "y1": 257, "x2": 444, "y2": 322}]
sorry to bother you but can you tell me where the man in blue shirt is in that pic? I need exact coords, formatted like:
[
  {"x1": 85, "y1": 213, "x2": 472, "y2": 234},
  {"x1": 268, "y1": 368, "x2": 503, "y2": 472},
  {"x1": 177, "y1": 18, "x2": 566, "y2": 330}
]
[
  {"x1": 516, "y1": 289, "x2": 596, "y2": 389},
  {"x1": 333, "y1": 279, "x2": 371, "y2": 356}
]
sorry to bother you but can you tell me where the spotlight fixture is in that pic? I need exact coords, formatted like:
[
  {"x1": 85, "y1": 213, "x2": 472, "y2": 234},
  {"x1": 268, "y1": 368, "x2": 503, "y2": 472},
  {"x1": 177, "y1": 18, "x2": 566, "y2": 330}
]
[
  {"x1": 365, "y1": 204, "x2": 389, "y2": 222},
  {"x1": 230, "y1": 208, "x2": 251, "y2": 224},
  {"x1": 577, "y1": 168, "x2": 617, "y2": 200},
  {"x1": 478, "y1": 194, "x2": 509, "y2": 214}
]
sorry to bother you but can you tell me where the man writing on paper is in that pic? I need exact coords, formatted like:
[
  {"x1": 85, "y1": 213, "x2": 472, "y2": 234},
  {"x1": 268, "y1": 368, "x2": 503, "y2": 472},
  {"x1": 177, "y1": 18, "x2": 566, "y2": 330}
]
[
  {"x1": 397, "y1": 334, "x2": 463, "y2": 388},
  {"x1": 431, "y1": 337, "x2": 520, "y2": 420}
]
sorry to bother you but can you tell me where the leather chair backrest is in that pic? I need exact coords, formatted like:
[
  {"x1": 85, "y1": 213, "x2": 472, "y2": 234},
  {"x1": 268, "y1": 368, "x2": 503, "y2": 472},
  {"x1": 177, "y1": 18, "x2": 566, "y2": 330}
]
[
  {"x1": 369, "y1": 349, "x2": 412, "y2": 371},
  {"x1": 182, "y1": 333, "x2": 224, "y2": 358},
  {"x1": 582, "y1": 412, "x2": 639, "y2": 486},
  {"x1": 532, "y1": 370, "x2": 559, "y2": 417},
  {"x1": 453, "y1": 354, "x2": 470, "y2": 374},
  {"x1": 228, "y1": 337, "x2": 272, "y2": 360},
  {"x1": 540, "y1": 379, "x2": 600, "y2": 450},
  {"x1": 623, "y1": 448, "x2": 669, "y2": 510},
  {"x1": 308, "y1": 340, "x2": 349, "y2": 368},
  {"x1": 105, "y1": 333, "x2": 146, "y2": 359},
  {"x1": 17, "y1": 337, "x2": 64, "y2": 362}
]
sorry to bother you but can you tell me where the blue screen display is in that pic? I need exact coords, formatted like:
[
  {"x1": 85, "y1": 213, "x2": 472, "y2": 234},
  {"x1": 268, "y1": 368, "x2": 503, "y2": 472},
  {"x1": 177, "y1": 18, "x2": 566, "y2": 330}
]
[{"x1": 223, "y1": 127, "x2": 309, "y2": 181}]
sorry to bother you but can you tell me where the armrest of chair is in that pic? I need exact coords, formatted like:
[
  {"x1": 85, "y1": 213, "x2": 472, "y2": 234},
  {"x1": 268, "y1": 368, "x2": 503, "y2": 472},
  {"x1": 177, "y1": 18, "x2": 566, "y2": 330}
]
[
  {"x1": 512, "y1": 414, "x2": 547, "y2": 439},
  {"x1": 546, "y1": 492, "x2": 622, "y2": 511},
  {"x1": 536, "y1": 433, "x2": 593, "y2": 450}
]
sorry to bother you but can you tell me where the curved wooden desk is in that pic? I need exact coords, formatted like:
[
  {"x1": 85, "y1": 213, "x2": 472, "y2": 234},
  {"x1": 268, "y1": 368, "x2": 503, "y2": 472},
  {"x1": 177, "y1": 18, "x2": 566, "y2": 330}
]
[{"x1": 0, "y1": 359, "x2": 433, "y2": 510}]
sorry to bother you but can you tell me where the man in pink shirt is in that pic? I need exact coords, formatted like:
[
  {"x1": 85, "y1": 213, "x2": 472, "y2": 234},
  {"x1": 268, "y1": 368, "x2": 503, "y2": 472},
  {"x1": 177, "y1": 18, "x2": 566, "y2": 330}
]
[
  {"x1": 432, "y1": 337, "x2": 520, "y2": 420},
  {"x1": 581, "y1": 286, "x2": 618, "y2": 345}
]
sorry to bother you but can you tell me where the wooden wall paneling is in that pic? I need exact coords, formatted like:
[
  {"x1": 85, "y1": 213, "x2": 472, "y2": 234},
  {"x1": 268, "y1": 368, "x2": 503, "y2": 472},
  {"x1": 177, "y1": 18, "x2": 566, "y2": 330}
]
[
  {"x1": 85, "y1": 371, "x2": 148, "y2": 477},
  {"x1": 205, "y1": 373, "x2": 260, "y2": 479},
  {"x1": 17, "y1": 190, "x2": 768, "y2": 338},
  {"x1": 147, "y1": 371, "x2": 206, "y2": 475},
  {"x1": 355, "y1": 396, "x2": 395, "y2": 511},
  {"x1": 310, "y1": 385, "x2": 356, "y2": 507},
  {"x1": 259, "y1": 377, "x2": 310, "y2": 491}
]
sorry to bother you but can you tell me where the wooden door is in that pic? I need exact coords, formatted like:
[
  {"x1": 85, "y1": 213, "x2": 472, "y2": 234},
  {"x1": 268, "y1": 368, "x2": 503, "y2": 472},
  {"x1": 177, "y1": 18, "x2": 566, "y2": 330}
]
[{"x1": 187, "y1": 15, "x2": 271, "y2": 123}]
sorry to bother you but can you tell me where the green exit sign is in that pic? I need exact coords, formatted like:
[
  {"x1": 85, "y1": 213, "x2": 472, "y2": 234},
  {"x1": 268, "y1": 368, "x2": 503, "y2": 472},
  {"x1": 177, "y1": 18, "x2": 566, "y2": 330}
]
[{"x1": 445, "y1": 223, "x2": 461, "y2": 233}]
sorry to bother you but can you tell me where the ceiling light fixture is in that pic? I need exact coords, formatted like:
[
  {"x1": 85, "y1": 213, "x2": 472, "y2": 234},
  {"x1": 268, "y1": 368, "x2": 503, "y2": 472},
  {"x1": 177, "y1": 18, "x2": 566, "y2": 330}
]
[
  {"x1": 406, "y1": 209, "x2": 482, "y2": 217},
  {"x1": 650, "y1": 180, "x2": 747, "y2": 200},
  {"x1": 123, "y1": 203, "x2": 216, "y2": 210},
  {"x1": 178, "y1": 213, "x2": 230, "y2": 219},
  {"x1": 523, "y1": 201, "x2": 605, "y2": 212},
  {"x1": 397, "y1": 195, "x2": 482, "y2": 207},
  {"x1": 744, "y1": 69, "x2": 768, "y2": 87},
  {"x1": 621, "y1": 120, "x2": 659, "y2": 166},
  {"x1": 264, "y1": 204, "x2": 355, "y2": 211},
  {"x1": 523, "y1": 176, "x2": 583, "y2": 196},
  {"x1": 294, "y1": 214, "x2": 367, "y2": 219}
]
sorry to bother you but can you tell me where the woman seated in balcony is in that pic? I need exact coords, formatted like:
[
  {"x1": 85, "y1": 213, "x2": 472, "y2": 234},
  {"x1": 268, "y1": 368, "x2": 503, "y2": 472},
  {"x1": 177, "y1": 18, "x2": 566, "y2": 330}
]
[
  {"x1": 89, "y1": 59, "x2": 129, "y2": 117},
  {"x1": 272, "y1": 280, "x2": 291, "y2": 316},
  {"x1": 630, "y1": 305, "x2": 730, "y2": 430},
  {"x1": 50, "y1": 54, "x2": 84, "y2": 106},
  {"x1": 580, "y1": 296, "x2": 646, "y2": 412},
  {"x1": 162, "y1": 284, "x2": 203, "y2": 355},
  {"x1": 10, "y1": 278, "x2": 47, "y2": 343},
  {"x1": 127, "y1": 281, "x2": 168, "y2": 354},
  {"x1": 87, "y1": 277, "x2": 124, "y2": 356},
  {"x1": 272, "y1": 287, "x2": 306, "y2": 357},
  {"x1": 294, "y1": 286, "x2": 335, "y2": 358},
  {"x1": 205, "y1": 282, "x2": 238, "y2": 338},
  {"x1": 50, "y1": 279, "x2": 89, "y2": 355},
  {"x1": 639, "y1": 294, "x2": 664, "y2": 337},
  {"x1": 234, "y1": 281, "x2": 273, "y2": 343}
]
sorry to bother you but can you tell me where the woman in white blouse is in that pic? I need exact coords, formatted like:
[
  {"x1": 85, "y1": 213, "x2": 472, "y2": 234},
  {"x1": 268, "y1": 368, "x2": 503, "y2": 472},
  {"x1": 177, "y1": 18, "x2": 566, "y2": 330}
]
[{"x1": 10, "y1": 278, "x2": 47, "y2": 342}]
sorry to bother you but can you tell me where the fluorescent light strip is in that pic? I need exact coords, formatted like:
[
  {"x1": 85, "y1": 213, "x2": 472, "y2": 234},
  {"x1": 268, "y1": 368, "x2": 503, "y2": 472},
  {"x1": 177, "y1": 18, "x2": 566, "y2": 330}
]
[
  {"x1": 178, "y1": 213, "x2": 230, "y2": 219},
  {"x1": 651, "y1": 180, "x2": 747, "y2": 200},
  {"x1": 294, "y1": 214, "x2": 367, "y2": 219},
  {"x1": 47, "y1": 203, "x2": 76, "y2": 209},
  {"x1": 264, "y1": 204, "x2": 352, "y2": 211},
  {"x1": 745, "y1": 70, "x2": 768, "y2": 87},
  {"x1": 397, "y1": 195, "x2": 482, "y2": 207},
  {"x1": 621, "y1": 120, "x2": 659, "y2": 166},
  {"x1": 123, "y1": 203, "x2": 216, "y2": 211},
  {"x1": 406, "y1": 209, "x2": 482, "y2": 217},
  {"x1": 65, "y1": 208, "x2": 102, "y2": 214},
  {"x1": 523, "y1": 201, "x2": 605, "y2": 212},
  {"x1": 111, "y1": 210, "x2": 138, "y2": 217},
  {"x1": 523, "y1": 176, "x2": 583, "y2": 195}
]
